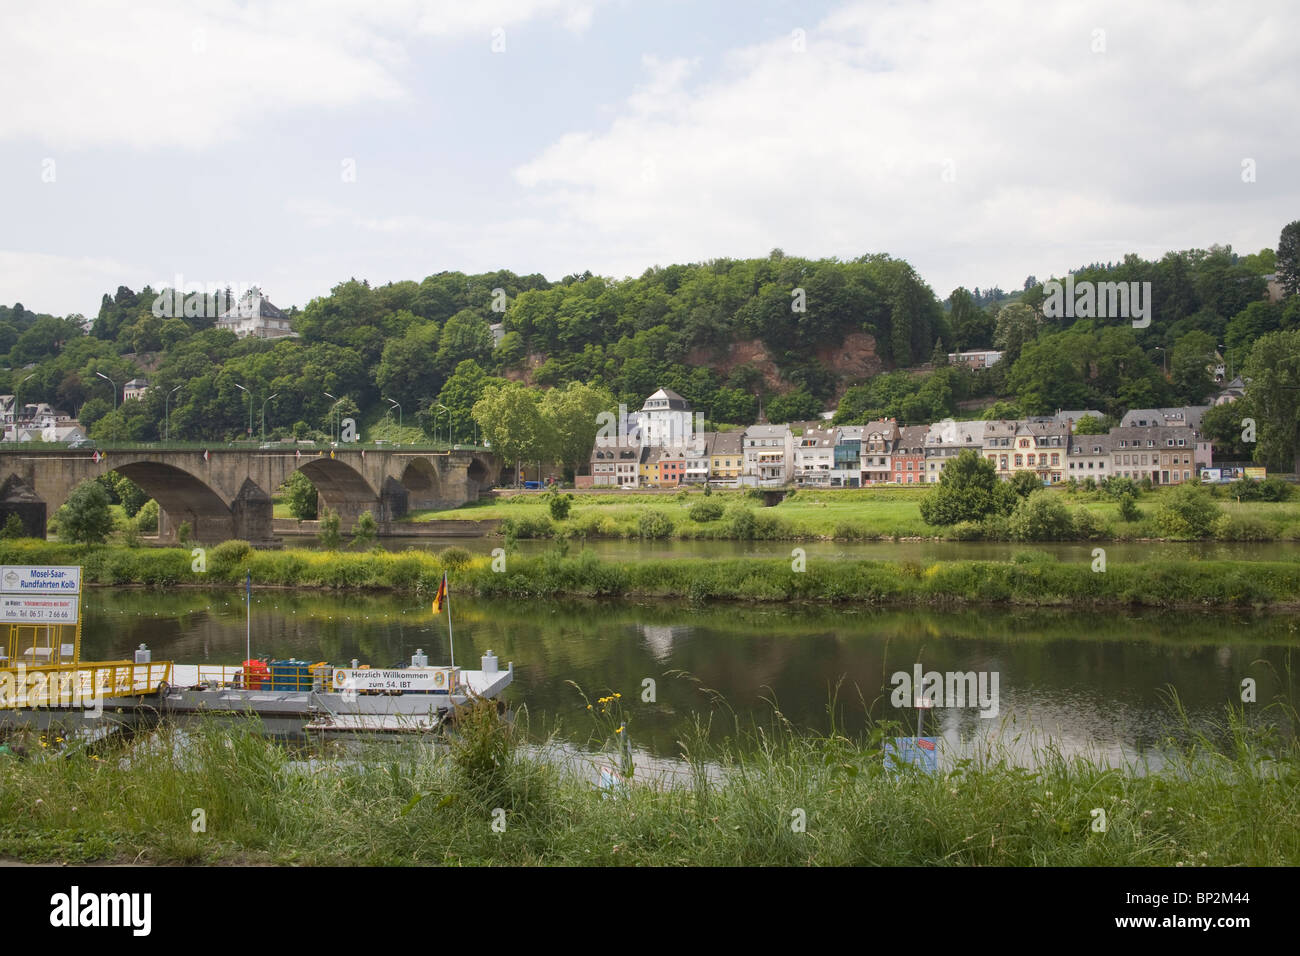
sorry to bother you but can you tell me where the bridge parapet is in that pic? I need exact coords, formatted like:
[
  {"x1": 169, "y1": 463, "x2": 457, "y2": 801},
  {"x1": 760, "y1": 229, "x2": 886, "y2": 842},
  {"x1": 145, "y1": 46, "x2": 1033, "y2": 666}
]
[{"x1": 0, "y1": 445, "x2": 499, "y2": 544}]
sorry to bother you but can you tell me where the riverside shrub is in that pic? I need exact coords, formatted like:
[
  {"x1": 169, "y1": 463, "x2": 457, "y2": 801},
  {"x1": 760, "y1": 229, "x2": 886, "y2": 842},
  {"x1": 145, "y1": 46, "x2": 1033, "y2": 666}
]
[
  {"x1": 689, "y1": 500, "x2": 724, "y2": 523},
  {"x1": 547, "y1": 493, "x2": 573, "y2": 520},
  {"x1": 727, "y1": 506, "x2": 758, "y2": 540},
  {"x1": 1213, "y1": 513, "x2": 1275, "y2": 541},
  {"x1": 1008, "y1": 490, "x2": 1076, "y2": 541},
  {"x1": 636, "y1": 510, "x2": 674, "y2": 539},
  {"x1": 919, "y1": 450, "x2": 1014, "y2": 526},
  {"x1": 1153, "y1": 485, "x2": 1222, "y2": 539}
]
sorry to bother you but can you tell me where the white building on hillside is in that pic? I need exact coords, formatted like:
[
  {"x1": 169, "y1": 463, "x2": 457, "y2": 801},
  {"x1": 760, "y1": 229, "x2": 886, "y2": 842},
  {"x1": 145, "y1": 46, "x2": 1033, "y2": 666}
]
[{"x1": 216, "y1": 289, "x2": 297, "y2": 340}]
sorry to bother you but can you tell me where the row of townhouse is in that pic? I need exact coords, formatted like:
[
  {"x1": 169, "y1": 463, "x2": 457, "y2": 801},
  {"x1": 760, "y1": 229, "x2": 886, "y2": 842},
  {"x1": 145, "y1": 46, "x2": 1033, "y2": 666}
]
[
  {"x1": 585, "y1": 387, "x2": 1218, "y2": 489},
  {"x1": 926, "y1": 417, "x2": 1212, "y2": 486},
  {"x1": 591, "y1": 417, "x2": 1212, "y2": 490},
  {"x1": 587, "y1": 430, "x2": 748, "y2": 488}
]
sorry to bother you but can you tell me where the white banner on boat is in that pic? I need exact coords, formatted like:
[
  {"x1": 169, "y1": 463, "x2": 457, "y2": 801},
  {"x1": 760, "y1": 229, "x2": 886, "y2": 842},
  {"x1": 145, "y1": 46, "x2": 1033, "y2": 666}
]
[
  {"x1": 0, "y1": 594, "x2": 80, "y2": 624},
  {"x1": 332, "y1": 667, "x2": 457, "y2": 692},
  {"x1": 0, "y1": 566, "x2": 82, "y2": 594}
]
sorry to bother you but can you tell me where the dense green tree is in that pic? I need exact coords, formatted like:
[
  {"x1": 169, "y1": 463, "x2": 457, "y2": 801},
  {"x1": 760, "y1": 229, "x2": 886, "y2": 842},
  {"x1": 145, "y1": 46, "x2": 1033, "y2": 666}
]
[
  {"x1": 1072, "y1": 414, "x2": 1114, "y2": 435},
  {"x1": 1008, "y1": 469, "x2": 1043, "y2": 498},
  {"x1": 55, "y1": 480, "x2": 115, "y2": 544},
  {"x1": 1240, "y1": 329, "x2": 1300, "y2": 471},
  {"x1": 375, "y1": 322, "x2": 441, "y2": 410},
  {"x1": 435, "y1": 310, "x2": 494, "y2": 378},
  {"x1": 541, "y1": 381, "x2": 616, "y2": 478},
  {"x1": 766, "y1": 389, "x2": 823, "y2": 424},
  {"x1": 1008, "y1": 490, "x2": 1075, "y2": 541},
  {"x1": 431, "y1": 360, "x2": 506, "y2": 444},
  {"x1": 473, "y1": 383, "x2": 554, "y2": 485},
  {"x1": 948, "y1": 287, "x2": 994, "y2": 351},
  {"x1": 1153, "y1": 485, "x2": 1221, "y2": 539},
  {"x1": 1168, "y1": 330, "x2": 1217, "y2": 404},
  {"x1": 111, "y1": 472, "x2": 149, "y2": 517},
  {"x1": 1006, "y1": 333, "x2": 1091, "y2": 414},
  {"x1": 1199, "y1": 401, "x2": 1254, "y2": 462},
  {"x1": 282, "y1": 471, "x2": 319, "y2": 521},
  {"x1": 352, "y1": 511, "x2": 378, "y2": 549},
  {"x1": 1276, "y1": 220, "x2": 1299, "y2": 298},
  {"x1": 318, "y1": 509, "x2": 342, "y2": 550},
  {"x1": 993, "y1": 302, "x2": 1038, "y2": 364},
  {"x1": 919, "y1": 449, "x2": 1014, "y2": 525}
]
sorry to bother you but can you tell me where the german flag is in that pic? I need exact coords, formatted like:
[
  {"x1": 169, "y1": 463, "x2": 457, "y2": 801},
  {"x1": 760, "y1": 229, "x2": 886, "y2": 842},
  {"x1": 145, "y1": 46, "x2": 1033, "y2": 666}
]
[{"x1": 432, "y1": 572, "x2": 448, "y2": 614}]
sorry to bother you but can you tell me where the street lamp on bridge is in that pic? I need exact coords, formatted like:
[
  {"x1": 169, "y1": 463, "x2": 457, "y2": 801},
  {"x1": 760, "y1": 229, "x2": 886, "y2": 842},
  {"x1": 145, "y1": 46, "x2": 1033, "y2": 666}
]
[
  {"x1": 233, "y1": 383, "x2": 252, "y2": 440},
  {"x1": 95, "y1": 372, "x2": 118, "y2": 410},
  {"x1": 384, "y1": 397, "x2": 402, "y2": 432},
  {"x1": 261, "y1": 392, "x2": 279, "y2": 443},
  {"x1": 165, "y1": 384, "x2": 182, "y2": 442},
  {"x1": 436, "y1": 403, "x2": 450, "y2": 447},
  {"x1": 324, "y1": 391, "x2": 339, "y2": 443}
]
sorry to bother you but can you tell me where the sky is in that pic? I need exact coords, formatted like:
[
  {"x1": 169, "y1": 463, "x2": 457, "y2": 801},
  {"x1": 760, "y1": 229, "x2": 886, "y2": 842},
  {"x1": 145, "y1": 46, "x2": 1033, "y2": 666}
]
[{"x1": 1, "y1": 0, "x2": 1296, "y2": 318}]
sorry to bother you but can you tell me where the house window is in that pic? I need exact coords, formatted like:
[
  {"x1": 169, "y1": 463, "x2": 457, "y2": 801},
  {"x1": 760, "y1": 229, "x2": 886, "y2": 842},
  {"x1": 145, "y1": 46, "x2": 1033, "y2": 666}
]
[{"x1": 1014, "y1": 454, "x2": 1023, "y2": 467}]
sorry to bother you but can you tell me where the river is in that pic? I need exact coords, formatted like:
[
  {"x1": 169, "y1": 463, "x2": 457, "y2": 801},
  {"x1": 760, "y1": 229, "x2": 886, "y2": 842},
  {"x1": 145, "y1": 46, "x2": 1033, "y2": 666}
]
[{"x1": 79, "y1": 588, "x2": 1300, "y2": 770}]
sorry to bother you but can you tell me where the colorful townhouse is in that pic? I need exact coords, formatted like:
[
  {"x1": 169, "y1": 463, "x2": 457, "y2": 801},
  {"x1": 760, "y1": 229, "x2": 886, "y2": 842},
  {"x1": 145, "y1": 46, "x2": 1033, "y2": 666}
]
[
  {"x1": 709, "y1": 431, "x2": 744, "y2": 484},
  {"x1": 981, "y1": 419, "x2": 1018, "y2": 478},
  {"x1": 831, "y1": 426, "x2": 863, "y2": 488},
  {"x1": 684, "y1": 432, "x2": 714, "y2": 484},
  {"x1": 892, "y1": 425, "x2": 928, "y2": 484},
  {"x1": 1065, "y1": 433, "x2": 1113, "y2": 480},
  {"x1": 743, "y1": 424, "x2": 794, "y2": 486},
  {"x1": 924, "y1": 419, "x2": 986, "y2": 483},
  {"x1": 1109, "y1": 426, "x2": 1198, "y2": 484},
  {"x1": 860, "y1": 419, "x2": 900, "y2": 484},
  {"x1": 589, "y1": 437, "x2": 643, "y2": 487},
  {"x1": 794, "y1": 427, "x2": 838, "y2": 486},
  {"x1": 1024, "y1": 420, "x2": 1070, "y2": 484}
]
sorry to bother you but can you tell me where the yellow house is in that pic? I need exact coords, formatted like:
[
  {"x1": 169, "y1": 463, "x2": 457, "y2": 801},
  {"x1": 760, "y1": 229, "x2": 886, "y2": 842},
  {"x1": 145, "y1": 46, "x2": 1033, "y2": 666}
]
[{"x1": 709, "y1": 431, "x2": 744, "y2": 483}]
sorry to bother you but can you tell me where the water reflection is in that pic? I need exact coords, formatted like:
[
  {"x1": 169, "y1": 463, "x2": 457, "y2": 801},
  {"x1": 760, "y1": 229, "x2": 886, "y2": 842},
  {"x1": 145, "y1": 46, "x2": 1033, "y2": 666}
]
[{"x1": 80, "y1": 590, "x2": 1299, "y2": 768}]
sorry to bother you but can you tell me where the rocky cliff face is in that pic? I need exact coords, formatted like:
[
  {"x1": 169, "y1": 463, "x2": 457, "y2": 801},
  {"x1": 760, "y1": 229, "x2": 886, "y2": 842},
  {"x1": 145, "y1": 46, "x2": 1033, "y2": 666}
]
[
  {"x1": 506, "y1": 332, "x2": 884, "y2": 394},
  {"x1": 689, "y1": 331, "x2": 885, "y2": 394}
]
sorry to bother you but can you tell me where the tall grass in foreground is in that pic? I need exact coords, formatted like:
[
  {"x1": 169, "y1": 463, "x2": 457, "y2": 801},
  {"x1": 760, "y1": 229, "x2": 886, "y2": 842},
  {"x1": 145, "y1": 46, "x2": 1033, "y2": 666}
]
[{"x1": 2, "y1": 694, "x2": 1296, "y2": 866}]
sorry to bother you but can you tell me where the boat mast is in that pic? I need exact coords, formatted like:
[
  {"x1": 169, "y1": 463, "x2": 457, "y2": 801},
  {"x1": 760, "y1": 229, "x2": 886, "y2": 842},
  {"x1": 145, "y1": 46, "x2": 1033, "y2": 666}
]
[{"x1": 245, "y1": 570, "x2": 252, "y2": 663}]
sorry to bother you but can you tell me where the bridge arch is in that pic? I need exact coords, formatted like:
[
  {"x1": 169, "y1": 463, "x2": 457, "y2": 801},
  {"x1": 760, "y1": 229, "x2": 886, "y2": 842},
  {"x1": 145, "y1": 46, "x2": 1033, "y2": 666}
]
[
  {"x1": 399, "y1": 457, "x2": 443, "y2": 510},
  {"x1": 112, "y1": 461, "x2": 236, "y2": 542},
  {"x1": 295, "y1": 457, "x2": 381, "y2": 526}
]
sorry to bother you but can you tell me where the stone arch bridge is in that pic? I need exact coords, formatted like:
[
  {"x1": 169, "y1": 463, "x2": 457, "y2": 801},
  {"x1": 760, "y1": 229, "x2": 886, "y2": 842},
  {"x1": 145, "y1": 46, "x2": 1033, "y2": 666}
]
[{"x1": 0, "y1": 445, "x2": 499, "y2": 544}]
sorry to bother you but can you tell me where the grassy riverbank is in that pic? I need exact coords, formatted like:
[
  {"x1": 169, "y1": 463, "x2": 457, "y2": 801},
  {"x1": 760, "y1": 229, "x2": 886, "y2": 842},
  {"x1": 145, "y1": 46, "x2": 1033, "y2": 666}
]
[
  {"x1": 1, "y1": 702, "x2": 1296, "y2": 866},
  {"x1": 4, "y1": 539, "x2": 1300, "y2": 608},
  {"x1": 403, "y1": 486, "x2": 1300, "y2": 543}
]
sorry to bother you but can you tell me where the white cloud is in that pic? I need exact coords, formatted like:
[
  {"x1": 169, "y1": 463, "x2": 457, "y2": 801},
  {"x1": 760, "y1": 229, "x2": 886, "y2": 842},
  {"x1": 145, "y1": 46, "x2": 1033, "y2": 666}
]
[
  {"x1": 0, "y1": 250, "x2": 137, "y2": 317},
  {"x1": 0, "y1": 0, "x2": 603, "y2": 150},
  {"x1": 513, "y1": 0, "x2": 1300, "y2": 293}
]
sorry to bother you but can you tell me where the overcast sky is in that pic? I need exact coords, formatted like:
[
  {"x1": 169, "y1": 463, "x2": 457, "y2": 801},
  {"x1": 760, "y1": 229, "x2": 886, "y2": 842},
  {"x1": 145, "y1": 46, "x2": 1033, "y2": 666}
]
[{"x1": 2, "y1": 0, "x2": 1296, "y2": 318}]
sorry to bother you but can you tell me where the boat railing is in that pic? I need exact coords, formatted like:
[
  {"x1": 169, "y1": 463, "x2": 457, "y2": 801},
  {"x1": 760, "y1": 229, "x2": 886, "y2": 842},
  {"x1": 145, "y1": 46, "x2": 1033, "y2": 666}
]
[
  {"x1": 0, "y1": 660, "x2": 174, "y2": 709},
  {"x1": 177, "y1": 663, "x2": 333, "y2": 693}
]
